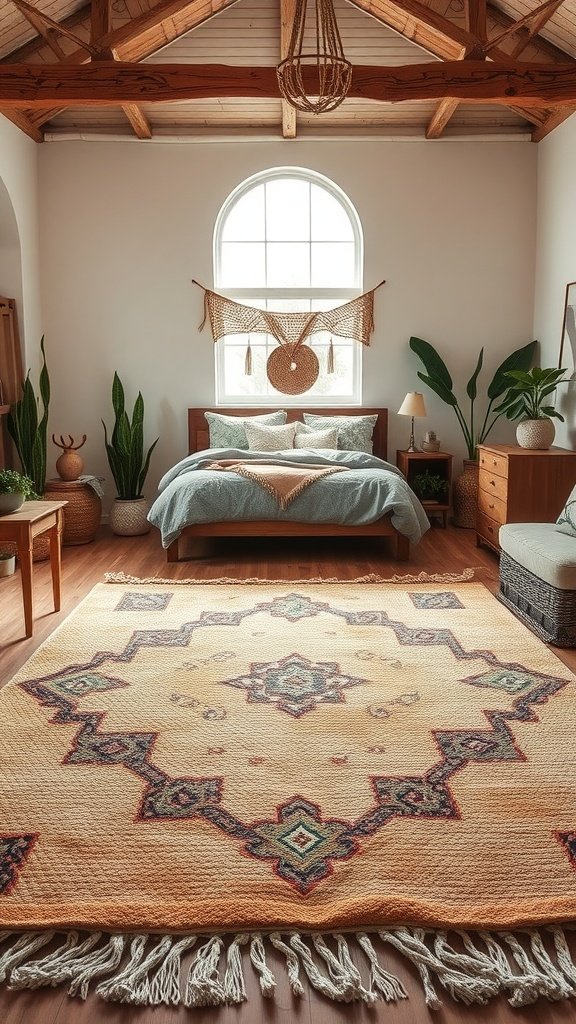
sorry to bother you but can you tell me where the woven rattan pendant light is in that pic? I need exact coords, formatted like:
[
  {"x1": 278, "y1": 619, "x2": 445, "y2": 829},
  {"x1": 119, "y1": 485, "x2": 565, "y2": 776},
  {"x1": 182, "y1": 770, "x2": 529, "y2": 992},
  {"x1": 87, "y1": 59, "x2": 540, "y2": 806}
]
[{"x1": 277, "y1": 0, "x2": 352, "y2": 114}]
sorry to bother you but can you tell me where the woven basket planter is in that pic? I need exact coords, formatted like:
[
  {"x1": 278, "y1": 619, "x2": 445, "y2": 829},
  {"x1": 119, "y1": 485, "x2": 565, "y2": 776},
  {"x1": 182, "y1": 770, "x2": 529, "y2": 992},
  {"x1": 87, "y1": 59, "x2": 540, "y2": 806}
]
[
  {"x1": 110, "y1": 498, "x2": 150, "y2": 537},
  {"x1": 452, "y1": 459, "x2": 478, "y2": 529},
  {"x1": 44, "y1": 480, "x2": 101, "y2": 545}
]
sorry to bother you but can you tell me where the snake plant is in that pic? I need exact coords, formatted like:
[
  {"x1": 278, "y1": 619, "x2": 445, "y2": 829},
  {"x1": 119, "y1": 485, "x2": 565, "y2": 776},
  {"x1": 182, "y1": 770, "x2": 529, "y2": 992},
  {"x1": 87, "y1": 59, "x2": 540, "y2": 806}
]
[
  {"x1": 7, "y1": 337, "x2": 50, "y2": 496},
  {"x1": 102, "y1": 372, "x2": 159, "y2": 500},
  {"x1": 409, "y1": 337, "x2": 537, "y2": 460}
]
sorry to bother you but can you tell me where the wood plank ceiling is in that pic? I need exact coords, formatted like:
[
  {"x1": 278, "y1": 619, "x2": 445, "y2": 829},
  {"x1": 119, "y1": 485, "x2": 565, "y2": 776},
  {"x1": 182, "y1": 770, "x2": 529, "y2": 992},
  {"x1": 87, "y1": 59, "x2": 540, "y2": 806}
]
[{"x1": 0, "y1": 0, "x2": 575, "y2": 141}]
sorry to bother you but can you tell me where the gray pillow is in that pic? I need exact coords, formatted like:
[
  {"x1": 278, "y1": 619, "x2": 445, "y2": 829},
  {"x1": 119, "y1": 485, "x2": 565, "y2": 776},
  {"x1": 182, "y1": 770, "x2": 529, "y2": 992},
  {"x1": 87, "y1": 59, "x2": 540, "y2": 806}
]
[
  {"x1": 205, "y1": 410, "x2": 287, "y2": 450},
  {"x1": 556, "y1": 485, "x2": 576, "y2": 537},
  {"x1": 302, "y1": 413, "x2": 377, "y2": 454},
  {"x1": 245, "y1": 421, "x2": 297, "y2": 451},
  {"x1": 294, "y1": 425, "x2": 339, "y2": 449}
]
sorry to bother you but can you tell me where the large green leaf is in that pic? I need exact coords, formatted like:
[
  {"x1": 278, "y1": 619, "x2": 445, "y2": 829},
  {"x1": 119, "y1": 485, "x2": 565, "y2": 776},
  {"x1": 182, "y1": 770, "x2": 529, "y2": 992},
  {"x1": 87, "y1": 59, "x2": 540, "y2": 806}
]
[
  {"x1": 466, "y1": 348, "x2": 483, "y2": 401},
  {"x1": 416, "y1": 371, "x2": 457, "y2": 407},
  {"x1": 487, "y1": 340, "x2": 537, "y2": 400},
  {"x1": 103, "y1": 374, "x2": 158, "y2": 499},
  {"x1": 410, "y1": 337, "x2": 453, "y2": 391}
]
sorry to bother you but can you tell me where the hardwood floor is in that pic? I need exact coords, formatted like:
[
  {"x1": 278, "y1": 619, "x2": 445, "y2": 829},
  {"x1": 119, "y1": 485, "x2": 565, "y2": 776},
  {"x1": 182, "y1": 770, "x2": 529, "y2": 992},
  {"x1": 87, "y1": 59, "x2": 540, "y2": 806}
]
[{"x1": 0, "y1": 524, "x2": 575, "y2": 1024}]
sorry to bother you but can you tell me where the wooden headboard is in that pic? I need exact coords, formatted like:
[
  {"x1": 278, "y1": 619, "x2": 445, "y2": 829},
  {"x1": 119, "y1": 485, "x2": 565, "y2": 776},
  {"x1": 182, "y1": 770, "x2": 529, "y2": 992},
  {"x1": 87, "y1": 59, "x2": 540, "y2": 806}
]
[{"x1": 188, "y1": 408, "x2": 388, "y2": 460}]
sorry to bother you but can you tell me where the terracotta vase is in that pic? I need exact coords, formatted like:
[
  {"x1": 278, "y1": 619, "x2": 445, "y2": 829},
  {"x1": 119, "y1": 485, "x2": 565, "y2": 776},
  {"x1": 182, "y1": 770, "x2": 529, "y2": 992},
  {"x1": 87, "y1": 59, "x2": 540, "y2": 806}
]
[
  {"x1": 452, "y1": 459, "x2": 479, "y2": 529},
  {"x1": 56, "y1": 449, "x2": 84, "y2": 481},
  {"x1": 516, "y1": 417, "x2": 555, "y2": 450}
]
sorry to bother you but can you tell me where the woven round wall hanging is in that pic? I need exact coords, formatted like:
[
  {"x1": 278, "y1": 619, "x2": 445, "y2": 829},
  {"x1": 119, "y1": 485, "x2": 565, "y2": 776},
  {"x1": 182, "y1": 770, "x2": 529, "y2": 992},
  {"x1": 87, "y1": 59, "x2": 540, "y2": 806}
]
[{"x1": 267, "y1": 344, "x2": 319, "y2": 395}]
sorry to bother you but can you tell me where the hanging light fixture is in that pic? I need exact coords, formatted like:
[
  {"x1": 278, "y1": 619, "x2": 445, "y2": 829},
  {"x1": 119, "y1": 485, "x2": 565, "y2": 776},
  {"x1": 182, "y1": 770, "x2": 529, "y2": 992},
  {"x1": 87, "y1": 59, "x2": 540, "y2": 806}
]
[{"x1": 277, "y1": 0, "x2": 352, "y2": 114}]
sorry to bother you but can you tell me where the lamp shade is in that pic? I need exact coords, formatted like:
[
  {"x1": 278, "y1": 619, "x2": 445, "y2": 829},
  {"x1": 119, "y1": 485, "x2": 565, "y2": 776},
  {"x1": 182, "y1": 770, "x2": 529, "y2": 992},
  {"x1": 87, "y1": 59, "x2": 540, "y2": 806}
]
[{"x1": 397, "y1": 392, "x2": 427, "y2": 418}]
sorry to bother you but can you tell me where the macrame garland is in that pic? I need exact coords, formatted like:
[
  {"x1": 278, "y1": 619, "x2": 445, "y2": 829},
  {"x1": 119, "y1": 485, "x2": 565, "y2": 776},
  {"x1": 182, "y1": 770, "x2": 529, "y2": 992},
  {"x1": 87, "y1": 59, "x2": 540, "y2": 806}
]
[
  {"x1": 245, "y1": 337, "x2": 253, "y2": 376},
  {"x1": 327, "y1": 337, "x2": 335, "y2": 374}
]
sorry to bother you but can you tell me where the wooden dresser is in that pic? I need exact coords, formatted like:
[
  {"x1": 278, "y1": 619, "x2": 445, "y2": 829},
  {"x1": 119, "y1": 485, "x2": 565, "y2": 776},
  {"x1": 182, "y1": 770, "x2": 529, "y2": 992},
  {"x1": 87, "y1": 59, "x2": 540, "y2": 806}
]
[{"x1": 476, "y1": 443, "x2": 576, "y2": 552}]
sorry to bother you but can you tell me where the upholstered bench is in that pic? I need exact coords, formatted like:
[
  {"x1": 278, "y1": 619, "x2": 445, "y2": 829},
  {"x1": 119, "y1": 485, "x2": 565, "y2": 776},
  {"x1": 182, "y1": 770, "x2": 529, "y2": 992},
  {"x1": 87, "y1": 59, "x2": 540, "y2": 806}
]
[{"x1": 498, "y1": 523, "x2": 576, "y2": 647}]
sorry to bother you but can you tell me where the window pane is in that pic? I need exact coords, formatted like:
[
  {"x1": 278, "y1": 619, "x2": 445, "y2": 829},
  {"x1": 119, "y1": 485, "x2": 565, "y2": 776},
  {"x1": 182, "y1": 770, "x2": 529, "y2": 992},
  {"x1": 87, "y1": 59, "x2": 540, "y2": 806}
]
[
  {"x1": 221, "y1": 185, "x2": 265, "y2": 241},
  {"x1": 219, "y1": 242, "x2": 266, "y2": 287},
  {"x1": 223, "y1": 342, "x2": 269, "y2": 397},
  {"x1": 311, "y1": 242, "x2": 355, "y2": 287},
  {"x1": 266, "y1": 179, "x2": 310, "y2": 241},
  {"x1": 266, "y1": 297, "x2": 311, "y2": 313},
  {"x1": 266, "y1": 242, "x2": 310, "y2": 287},
  {"x1": 311, "y1": 185, "x2": 355, "y2": 241}
]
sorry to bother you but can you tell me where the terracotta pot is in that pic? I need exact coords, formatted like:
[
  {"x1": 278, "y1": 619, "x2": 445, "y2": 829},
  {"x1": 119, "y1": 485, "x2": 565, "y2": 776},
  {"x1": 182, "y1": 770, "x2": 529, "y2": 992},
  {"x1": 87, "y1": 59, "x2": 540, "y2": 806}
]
[
  {"x1": 110, "y1": 497, "x2": 150, "y2": 536},
  {"x1": 516, "y1": 418, "x2": 555, "y2": 450},
  {"x1": 453, "y1": 459, "x2": 479, "y2": 529}
]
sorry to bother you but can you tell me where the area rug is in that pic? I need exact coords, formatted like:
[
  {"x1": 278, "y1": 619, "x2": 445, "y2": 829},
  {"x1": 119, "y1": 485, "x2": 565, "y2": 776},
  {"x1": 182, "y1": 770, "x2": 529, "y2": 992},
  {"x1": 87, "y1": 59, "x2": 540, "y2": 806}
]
[{"x1": 1, "y1": 575, "x2": 576, "y2": 1010}]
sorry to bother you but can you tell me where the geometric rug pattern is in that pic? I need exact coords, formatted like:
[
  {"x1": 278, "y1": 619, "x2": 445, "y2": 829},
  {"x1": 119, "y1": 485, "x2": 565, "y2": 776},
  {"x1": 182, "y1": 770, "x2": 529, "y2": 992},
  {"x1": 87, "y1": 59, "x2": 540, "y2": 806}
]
[{"x1": 1, "y1": 581, "x2": 575, "y2": 933}]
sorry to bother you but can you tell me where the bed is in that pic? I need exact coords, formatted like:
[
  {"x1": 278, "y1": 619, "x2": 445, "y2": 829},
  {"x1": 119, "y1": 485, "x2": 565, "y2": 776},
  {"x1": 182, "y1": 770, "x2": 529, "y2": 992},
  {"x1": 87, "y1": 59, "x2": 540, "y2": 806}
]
[{"x1": 148, "y1": 407, "x2": 429, "y2": 563}]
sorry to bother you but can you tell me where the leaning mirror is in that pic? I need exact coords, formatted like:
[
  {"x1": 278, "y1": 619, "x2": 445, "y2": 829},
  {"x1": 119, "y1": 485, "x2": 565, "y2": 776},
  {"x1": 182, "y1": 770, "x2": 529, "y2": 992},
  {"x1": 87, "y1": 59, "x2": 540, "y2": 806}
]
[{"x1": 560, "y1": 281, "x2": 576, "y2": 376}]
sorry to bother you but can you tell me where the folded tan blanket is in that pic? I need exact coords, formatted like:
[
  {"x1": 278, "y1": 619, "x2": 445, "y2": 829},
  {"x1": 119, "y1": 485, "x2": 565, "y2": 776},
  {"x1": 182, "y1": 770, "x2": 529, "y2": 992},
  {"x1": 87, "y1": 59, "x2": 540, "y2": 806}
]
[{"x1": 208, "y1": 459, "x2": 348, "y2": 510}]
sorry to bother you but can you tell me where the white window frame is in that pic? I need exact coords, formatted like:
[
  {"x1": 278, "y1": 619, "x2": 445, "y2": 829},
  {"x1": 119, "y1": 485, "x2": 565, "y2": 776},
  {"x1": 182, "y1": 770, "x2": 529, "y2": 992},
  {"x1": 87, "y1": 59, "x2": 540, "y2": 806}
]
[{"x1": 213, "y1": 166, "x2": 364, "y2": 407}]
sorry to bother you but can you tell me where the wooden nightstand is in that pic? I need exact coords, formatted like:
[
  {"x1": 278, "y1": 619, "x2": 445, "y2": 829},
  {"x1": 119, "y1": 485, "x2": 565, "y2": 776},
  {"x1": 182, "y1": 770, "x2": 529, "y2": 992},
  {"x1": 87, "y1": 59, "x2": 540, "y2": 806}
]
[
  {"x1": 397, "y1": 449, "x2": 453, "y2": 528},
  {"x1": 476, "y1": 443, "x2": 576, "y2": 552}
]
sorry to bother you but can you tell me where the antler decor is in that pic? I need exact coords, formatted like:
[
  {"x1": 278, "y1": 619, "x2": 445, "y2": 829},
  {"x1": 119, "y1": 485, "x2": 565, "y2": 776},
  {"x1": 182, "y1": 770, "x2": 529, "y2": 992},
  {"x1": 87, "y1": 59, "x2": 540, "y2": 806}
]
[{"x1": 52, "y1": 433, "x2": 86, "y2": 481}]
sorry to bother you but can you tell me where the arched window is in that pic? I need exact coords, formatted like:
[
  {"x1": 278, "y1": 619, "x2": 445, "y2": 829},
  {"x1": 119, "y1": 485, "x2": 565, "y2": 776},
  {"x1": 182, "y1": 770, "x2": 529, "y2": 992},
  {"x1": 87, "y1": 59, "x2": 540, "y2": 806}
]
[{"x1": 214, "y1": 167, "x2": 363, "y2": 405}]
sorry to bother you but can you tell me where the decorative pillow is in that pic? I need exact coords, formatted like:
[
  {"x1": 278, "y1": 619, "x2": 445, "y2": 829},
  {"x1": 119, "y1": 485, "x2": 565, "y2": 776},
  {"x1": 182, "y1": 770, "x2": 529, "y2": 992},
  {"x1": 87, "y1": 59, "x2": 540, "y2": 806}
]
[
  {"x1": 205, "y1": 410, "x2": 286, "y2": 450},
  {"x1": 244, "y1": 420, "x2": 298, "y2": 452},
  {"x1": 556, "y1": 485, "x2": 576, "y2": 537},
  {"x1": 302, "y1": 413, "x2": 378, "y2": 454},
  {"x1": 294, "y1": 425, "x2": 339, "y2": 449}
]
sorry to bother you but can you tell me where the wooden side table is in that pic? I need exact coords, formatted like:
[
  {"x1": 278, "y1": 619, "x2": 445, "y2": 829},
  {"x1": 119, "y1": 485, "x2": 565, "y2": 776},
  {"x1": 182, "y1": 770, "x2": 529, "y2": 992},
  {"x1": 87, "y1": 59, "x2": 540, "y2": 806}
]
[
  {"x1": 397, "y1": 449, "x2": 453, "y2": 528},
  {"x1": 44, "y1": 478, "x2": 102, "y2": 545},
  {"x1": 0, "y1": 500, "x2": 67, "y2": 638}
]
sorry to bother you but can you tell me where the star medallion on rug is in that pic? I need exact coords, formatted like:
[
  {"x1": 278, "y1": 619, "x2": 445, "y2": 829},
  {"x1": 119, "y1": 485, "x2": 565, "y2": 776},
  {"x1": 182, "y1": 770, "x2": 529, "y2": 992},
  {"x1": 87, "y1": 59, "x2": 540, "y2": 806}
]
[{"x1": 1, "y1": 576, "x2": 576, "y2": 1011}]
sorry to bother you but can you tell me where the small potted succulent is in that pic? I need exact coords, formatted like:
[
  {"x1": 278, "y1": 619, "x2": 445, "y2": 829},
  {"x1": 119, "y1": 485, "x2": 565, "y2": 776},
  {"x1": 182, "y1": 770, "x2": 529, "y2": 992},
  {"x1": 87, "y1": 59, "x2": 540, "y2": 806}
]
[
  {"x1": 411, "y1": 471, "x2": 448, "y2": 505},
  {"x1": 0, "y1": 468, "x2": 37, "y2": 515},
  {"x1": 495, "y1": 366, "x2": 569, "y2": 449}
]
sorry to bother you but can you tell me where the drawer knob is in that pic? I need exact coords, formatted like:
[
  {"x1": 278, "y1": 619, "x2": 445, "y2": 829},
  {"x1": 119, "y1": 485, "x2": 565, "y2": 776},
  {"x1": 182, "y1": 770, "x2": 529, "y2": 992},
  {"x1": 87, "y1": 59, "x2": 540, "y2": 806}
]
[
  {"x1": 489, "y1": 503, "x2": 495, "y2": 509},
  {"x1": 493, "y1": 460, "x2": 498, "y2": 466},
  {"x1": 487, "y1": 525, "x2": 493, "y2": 533},
  {"x1": 490, "y1": 479, "x2": 496, "y2": 486}
]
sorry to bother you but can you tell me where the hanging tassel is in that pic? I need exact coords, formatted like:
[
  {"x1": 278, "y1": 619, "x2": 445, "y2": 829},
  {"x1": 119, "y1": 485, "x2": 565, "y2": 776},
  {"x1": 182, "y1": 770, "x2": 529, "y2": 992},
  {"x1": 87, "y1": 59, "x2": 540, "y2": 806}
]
[
  {"x1": 327, "y1": 337, "x2": 335, "y2": 374},
  {"x1": 245, "y1": 336, "x2": 253, "y2": 376}
]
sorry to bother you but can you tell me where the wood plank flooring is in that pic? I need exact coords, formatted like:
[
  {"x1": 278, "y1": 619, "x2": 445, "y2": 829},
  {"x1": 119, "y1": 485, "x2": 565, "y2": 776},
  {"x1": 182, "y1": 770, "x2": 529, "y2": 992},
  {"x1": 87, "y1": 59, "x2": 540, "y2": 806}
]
[{"x1": 0, "y1": 524, "x2": 575, "y2": 1024}]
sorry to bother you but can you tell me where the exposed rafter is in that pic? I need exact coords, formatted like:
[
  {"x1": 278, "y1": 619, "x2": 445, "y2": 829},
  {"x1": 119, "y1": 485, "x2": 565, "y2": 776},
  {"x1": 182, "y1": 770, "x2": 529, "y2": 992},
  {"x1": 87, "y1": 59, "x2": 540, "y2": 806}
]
[
  {"x1": 280, "y1": 0, "x2": 297, "y2": 139},
  {"x1": 3, "y1": 59, "x2": 576, "y2": 106},
  {"x1": 88, "y1": 0, "x2": 152, "y2": 140}
]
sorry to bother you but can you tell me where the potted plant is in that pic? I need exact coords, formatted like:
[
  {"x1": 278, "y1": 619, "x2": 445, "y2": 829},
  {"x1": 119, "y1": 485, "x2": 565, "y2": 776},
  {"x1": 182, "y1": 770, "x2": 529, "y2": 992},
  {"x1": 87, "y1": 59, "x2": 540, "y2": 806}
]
[
  {"x1": 409, "y1": 337, "x2": 537, "y2": 527},
  {"x1": 102, "y1": 372, "x2": 159, "y2": 536},
  {"x1": 0, "y1": 546, "x2": 16, "y2": 578},
  {"x1": 0, "y1": 469, "x2": 37, "y2": 515},
  {"x1": 494, "y1": 367, "x2": 569, "y2": 449},
  {"x1": 7, "y1": 337, "x2": 50, "y2": 498},
  {"x1": 411, "y1": 471, "x2": 448, "y2": 504}
]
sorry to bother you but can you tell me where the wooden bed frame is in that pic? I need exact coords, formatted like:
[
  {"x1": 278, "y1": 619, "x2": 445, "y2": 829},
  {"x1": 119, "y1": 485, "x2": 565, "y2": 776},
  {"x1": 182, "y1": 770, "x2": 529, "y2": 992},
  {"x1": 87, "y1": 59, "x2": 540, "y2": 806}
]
[{"x1": 165, "y1": 407, "x2": 409, "y2": 562}]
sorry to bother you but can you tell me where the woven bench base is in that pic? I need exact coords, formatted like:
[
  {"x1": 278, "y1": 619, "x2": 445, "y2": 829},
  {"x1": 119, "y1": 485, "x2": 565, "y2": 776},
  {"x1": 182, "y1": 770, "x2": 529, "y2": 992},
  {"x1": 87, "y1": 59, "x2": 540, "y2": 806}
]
[{"x1": 498, "y1": 550, "x2": 576, "y2": 648}]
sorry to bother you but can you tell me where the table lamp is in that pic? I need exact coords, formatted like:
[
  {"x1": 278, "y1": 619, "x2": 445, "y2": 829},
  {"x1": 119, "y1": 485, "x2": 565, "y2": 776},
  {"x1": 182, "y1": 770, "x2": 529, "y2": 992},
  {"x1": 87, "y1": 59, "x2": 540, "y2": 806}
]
[{"x1": 397, "y1": 392, "x2": 427, "y2": 452}]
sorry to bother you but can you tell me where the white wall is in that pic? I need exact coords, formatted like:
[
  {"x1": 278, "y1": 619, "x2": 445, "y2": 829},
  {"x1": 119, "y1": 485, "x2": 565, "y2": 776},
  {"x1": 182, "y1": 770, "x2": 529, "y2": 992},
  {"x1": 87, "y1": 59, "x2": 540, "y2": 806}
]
[
  {"x1": 0, "y1": 115, "x2": 41, "y2": 365},
  {"x1": 39, "y1": 139, "x2": 537, "y2": 501},
  {"x1": 534, "y1": 114, "x2": 576, "y2": 450}
]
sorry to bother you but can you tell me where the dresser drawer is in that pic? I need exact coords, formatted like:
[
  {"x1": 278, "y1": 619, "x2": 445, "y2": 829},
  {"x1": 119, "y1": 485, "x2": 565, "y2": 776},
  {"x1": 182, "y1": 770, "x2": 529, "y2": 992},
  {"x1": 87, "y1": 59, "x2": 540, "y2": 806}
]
[
  {"x1": 478, "y1": 468, "x2": 508, "y2": 503},
  {"x1": 477, "y1": 511, "x2": 500, "y2": 547},
  {"x1": 477, "y1": 488, "x2": 507, "y2": 525},
  {"x1": 479, "y1": 449, "x2": 508, "y2": 479}
]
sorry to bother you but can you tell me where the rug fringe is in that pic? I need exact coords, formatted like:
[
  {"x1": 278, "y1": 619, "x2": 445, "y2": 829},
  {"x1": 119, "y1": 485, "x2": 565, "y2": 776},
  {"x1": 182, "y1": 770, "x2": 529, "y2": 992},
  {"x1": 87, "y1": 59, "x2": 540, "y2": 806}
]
[
  {"x1": 103, "y1": 568, "x2": 476, "y2": 586},
  {"x1": 4, "y1": 926, "x2": 576, "y2": 1008}
]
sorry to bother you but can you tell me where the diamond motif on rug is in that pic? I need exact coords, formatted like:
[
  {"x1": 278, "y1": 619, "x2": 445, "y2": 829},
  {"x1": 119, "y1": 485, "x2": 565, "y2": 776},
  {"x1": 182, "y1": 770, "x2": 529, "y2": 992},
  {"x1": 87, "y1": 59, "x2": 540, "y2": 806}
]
[
  {"x1": 221, "y1": 652, "x2": 366, "y2": 717},
  {"x1": 245, "y1": 797, "x2": 358, "y2": 893},
  {"x1": 0, "y1": 835, "x2": 37, "y2": 894},
  {"x1": 139, "y1": 777, "x2": 223, "y2": 820},
  {"x1": 256, "y1": 593, "x2": 331, "y2": 621},
  {"x1": 116, "y1": 591, "x2": 173, "y2": 611},
  {"x1": 409, "y1": 591, "x2": 464, "y2": 609},
  {"x1": 464, "y1": 668, "x2": 539, "y2": 693}
]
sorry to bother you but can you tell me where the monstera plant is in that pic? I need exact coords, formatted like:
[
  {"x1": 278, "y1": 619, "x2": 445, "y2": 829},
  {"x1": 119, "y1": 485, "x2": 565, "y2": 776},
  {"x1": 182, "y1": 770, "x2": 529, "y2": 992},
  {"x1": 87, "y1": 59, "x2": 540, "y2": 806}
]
[{"x1": 409, "y1": 337, "x2": 537, "y2": 461}]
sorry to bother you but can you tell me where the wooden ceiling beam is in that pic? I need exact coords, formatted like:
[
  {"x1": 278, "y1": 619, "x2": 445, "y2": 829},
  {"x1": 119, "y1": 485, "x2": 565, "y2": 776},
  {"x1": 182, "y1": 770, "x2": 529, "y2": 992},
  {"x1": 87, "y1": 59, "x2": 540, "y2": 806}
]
[
  {"x1": 466, "y1": 0, "x2": 486, "y2": 46},
  {"x1": 27, "y1": 0, "x2": 241, "y2": 130},
  {"x1": 3, "y1": 60, "x2": 576, "y2": 106},
  {"x1": 280, "y1": 0, "x2": 296, "y2": 139},
  {"x1": 89, "y1": 0, "x2": 151, "y2": 139},
  {"x1": 346, "y1": 0, "x2": 475, "y2": 61},
  {"x1": 1, "y1": 5, "x2": 90, "y2": 64},
  {"x1": 531, "y1": 104, "x2": 576, "y2": 139},
  {"x1": 11, "y1": 0, "x2": 98, "y2": 56},
  {"x1": 485, "y1": 0, "x2": 566, "y2": 56}
]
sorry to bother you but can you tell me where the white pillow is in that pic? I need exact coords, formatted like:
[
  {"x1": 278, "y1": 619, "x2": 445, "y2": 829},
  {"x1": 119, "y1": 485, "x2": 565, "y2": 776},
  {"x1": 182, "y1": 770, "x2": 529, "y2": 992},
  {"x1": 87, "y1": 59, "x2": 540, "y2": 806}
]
[
  {"x1": 302, "y1": 413, "x2": 377, "y2": 453},
  {"x1": 244, "y1": 421, "x2": 297, "y2": 452},
  {"x1": 205, "y1": 410, "x2": 287, "y2": 450},
  {"x1": 294, "y1": 426, "x2": 339, "y2": 449}
]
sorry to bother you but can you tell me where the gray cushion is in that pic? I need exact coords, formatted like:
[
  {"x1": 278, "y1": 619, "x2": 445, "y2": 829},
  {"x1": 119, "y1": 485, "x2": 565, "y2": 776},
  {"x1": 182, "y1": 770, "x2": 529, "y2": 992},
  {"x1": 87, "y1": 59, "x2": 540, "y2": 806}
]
[
  {"x1": 205, "y1": 410, "x2": 287, "y2": 450},
  {"x1": 499, "y1": 522, "x2": 576, "y2": 590}
]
